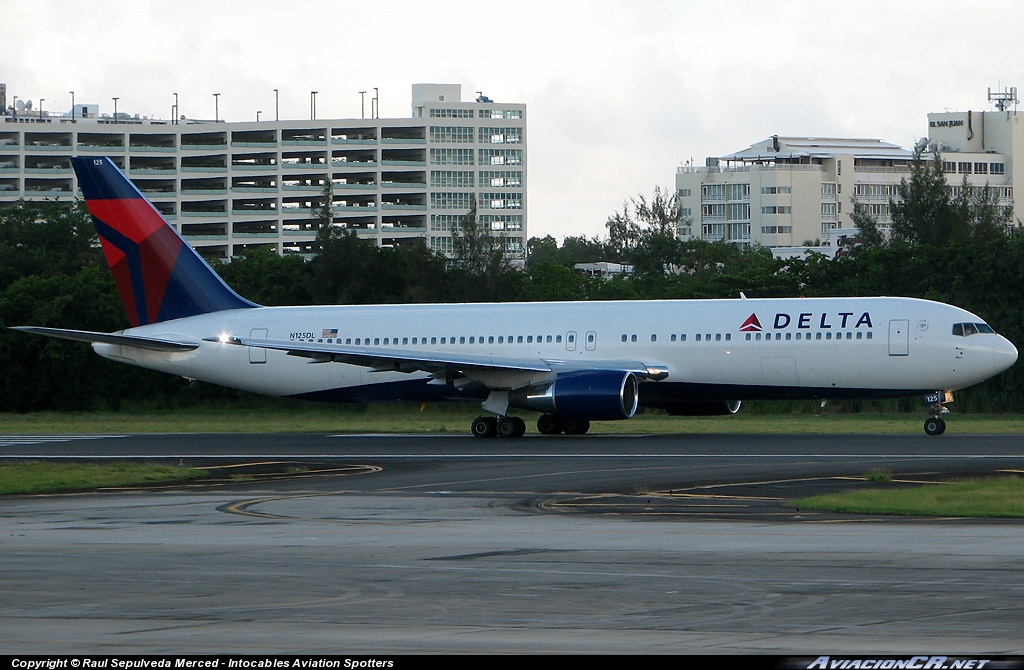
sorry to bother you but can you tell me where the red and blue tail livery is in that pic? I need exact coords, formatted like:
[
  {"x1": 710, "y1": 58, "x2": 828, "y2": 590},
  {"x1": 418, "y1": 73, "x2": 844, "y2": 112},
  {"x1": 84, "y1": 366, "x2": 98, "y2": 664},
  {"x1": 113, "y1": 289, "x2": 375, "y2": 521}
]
[
  {"x1": 11, "y1": 156, "x2": 1017, "y2": 437},
  {"x1": 71, "y1": 156, "x2": 255, "y2": 326}
]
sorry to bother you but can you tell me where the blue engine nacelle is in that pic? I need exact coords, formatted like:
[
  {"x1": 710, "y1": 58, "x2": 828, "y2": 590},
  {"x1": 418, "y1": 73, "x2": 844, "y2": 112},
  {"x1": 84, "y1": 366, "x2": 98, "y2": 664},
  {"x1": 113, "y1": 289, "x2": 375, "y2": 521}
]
[{"x1": 509, "y1": 370, "x2": 639, "y2": 420}]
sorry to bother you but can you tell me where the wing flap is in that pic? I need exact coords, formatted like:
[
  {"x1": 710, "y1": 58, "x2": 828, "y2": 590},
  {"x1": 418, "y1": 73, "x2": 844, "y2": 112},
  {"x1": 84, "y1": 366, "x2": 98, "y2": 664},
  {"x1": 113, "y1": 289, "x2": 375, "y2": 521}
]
[{"x1": 11, "y1": 326, "x2": 199, "y2": 352}]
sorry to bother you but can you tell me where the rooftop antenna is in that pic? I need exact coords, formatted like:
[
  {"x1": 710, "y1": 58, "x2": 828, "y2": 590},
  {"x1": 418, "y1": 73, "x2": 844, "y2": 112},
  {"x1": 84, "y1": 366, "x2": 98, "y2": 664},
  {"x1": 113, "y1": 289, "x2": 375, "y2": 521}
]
[{"x1": 987, "y1": 86, "x2": 1018, "y2": 112}]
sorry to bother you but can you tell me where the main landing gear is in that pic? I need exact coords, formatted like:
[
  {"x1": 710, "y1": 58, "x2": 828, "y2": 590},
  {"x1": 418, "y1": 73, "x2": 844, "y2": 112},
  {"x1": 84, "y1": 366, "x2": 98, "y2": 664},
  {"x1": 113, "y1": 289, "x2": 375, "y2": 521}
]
[
  {"x1": 471, "y1": 415, "x2": 526, "y2": 438},
  {"x1": 470, "y1": 413, "x2": 592, "y2": 438}
]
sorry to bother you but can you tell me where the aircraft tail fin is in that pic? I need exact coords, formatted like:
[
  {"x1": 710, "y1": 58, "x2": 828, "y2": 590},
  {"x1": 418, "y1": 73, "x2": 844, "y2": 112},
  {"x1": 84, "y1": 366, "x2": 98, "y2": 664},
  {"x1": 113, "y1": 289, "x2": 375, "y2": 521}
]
[{"x1": 71, "y1": 156, "x2": 256, "y2": 326}]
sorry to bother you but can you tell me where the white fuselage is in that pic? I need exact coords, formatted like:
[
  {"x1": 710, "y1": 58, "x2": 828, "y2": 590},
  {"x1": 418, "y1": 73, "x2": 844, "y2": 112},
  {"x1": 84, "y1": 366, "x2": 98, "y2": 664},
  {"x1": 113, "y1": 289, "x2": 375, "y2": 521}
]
[{"x1": 92, "y1": 296, "x2": 1018, "y2": 407}]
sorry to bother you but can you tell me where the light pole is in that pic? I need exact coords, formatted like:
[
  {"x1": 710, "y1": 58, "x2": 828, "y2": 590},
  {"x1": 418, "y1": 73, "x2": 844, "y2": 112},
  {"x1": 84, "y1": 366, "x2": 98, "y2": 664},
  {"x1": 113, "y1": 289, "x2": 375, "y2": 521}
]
[
  {"x1": 213, "y1": 93, "x2": 220, "y2": 122},
  {"x1": 372, "y1": 87, "x2": 379, "y2": 119},
  {"x1": 359, "y1": 91, "x2": 366, "y2": 119},
  {"x1": 11, "y1": 96, "x2": 17, "y2": 119},
  {"x1": 112, "y1": 97, "x2": 118, "y2": 122},
  {"x1": 39, "y1": 98, "x2": 44, "y2": 120},
  {"x1": 273, "y1": 88, "x2": 279, "y2": 121},
  {"x1": 173, "y1": 92, "x2": 178, "y2": 124},
  {"x1": 256, "y1": 110, "x2": 262, "y2": 122},
  {"x1": 310, "y1": 91, "x2": 318, "y2": 120},
  {"x1": 70, "y1": 91, "x2": 75, "y2": 121}
]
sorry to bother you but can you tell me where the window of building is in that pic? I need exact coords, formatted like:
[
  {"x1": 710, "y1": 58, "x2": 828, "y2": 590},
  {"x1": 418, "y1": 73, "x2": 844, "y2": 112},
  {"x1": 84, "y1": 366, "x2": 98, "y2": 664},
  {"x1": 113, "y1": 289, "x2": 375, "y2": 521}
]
[
  {"x1": 702, "y1": 183, "x2": 726, "y2": 201},
  {"x1": 429, "y1": 108, "x2": 473, "y2": 118},
  {"x1": 726, "y1": 183, "x2": 750, "y2": 200},
  {"x1": 727, "y1": 203, "x2": 750, "y2": 221},
  {"x1": 481, "y1": 192, "x2": 522, "y2": 210},
  {"x1": 479, "y1": 149, "x2": 522, "y2": 166},
  {"x1": 729, "y1": 222, "x2": 750, "y2": 239},
  {"x1": 429, "y1": 126, "x2": 474, "y2": 143},
  {"x1": 430, "y1": 148, "x2": 474, "y2": 165},
  {"x1": 430, "y1": 192, "x2": 474, "y2": 209},
  {"x1": 479, "y1": 127, "x2": 522, "y2": 144},
  {"x1": 480, "y1": 170, "x2": 523, "y2": 187},
  {"x1": 430, "y1": 170, "x2": 474, "y2": 188}
]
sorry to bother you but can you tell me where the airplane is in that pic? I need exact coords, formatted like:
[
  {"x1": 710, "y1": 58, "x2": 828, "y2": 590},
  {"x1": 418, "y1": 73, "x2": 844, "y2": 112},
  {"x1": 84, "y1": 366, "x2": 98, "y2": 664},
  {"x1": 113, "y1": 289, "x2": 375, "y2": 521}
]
[{"x1": 11, "y1": 156, "x2": 1019, "y2": 437}]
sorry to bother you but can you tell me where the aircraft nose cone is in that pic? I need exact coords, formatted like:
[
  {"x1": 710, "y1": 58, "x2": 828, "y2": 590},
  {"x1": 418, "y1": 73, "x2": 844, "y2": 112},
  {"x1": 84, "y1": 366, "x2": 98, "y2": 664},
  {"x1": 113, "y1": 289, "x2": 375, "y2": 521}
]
[{"x1": 994, "y1": 336, "x2": 1018, "y2": 373}]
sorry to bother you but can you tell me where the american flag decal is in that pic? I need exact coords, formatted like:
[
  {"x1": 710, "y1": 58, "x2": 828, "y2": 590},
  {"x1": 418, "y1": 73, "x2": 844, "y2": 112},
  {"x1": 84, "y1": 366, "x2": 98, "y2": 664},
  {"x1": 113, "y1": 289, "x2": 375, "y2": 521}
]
[{"x1": 322, "y1": 328, "x2": 338, "y2": 338}]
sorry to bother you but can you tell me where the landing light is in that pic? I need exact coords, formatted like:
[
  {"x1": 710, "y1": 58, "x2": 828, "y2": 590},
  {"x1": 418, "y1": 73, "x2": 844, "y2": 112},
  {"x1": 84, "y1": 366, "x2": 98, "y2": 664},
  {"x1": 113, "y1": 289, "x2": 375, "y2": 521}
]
[{"x1": 218, "y1": 333, "x2": 232, "y2": 344}]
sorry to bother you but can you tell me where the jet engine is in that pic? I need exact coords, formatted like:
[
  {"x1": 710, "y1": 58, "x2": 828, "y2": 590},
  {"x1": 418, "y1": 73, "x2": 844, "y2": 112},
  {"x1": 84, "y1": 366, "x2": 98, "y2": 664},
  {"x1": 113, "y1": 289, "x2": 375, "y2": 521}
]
[{"x1": 509, "y1": 370, "x2": 639, "y2": 420}]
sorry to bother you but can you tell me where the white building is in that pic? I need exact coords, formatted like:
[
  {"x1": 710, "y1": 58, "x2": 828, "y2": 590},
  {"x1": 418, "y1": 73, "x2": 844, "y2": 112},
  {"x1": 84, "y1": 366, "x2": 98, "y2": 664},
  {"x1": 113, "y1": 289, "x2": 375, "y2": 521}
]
[
  {"x1": 0, "y1": 83, "x2": 526, "y2": 262},
  {"x1": 675, "y1": 136, "x2": 915, "y2": 251},
  {"x1": 676, "y1": 90, "x2": 1019, "y2": 255}
]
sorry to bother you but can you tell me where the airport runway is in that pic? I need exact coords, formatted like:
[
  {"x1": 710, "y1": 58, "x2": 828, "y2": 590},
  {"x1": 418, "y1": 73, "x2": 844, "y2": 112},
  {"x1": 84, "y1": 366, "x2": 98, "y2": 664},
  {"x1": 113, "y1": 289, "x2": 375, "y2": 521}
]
[{"x1": 3, "y1": 432, "x2": 1024, "y2": 654}]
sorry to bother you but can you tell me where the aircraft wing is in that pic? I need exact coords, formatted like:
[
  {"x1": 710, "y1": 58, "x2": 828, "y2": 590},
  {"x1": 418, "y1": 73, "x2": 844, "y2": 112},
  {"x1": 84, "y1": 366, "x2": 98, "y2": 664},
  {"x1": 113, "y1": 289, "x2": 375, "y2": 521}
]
[
  {"x1": 11, "y1": 326, "x2": 200, "y2": 352},
  {"x1": 219, "y1": 335, "x2": 554, "y2": 374},
  {"x1": 217, "y1": 335, "x2": 667, "y2": 380}
]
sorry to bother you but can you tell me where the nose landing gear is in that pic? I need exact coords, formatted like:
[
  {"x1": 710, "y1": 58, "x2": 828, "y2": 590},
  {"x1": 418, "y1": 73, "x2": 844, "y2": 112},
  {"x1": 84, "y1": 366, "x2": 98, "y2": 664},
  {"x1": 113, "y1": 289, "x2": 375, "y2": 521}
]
[{"x1": 923, "y1": 391, "x2": 952, "y2": 436}]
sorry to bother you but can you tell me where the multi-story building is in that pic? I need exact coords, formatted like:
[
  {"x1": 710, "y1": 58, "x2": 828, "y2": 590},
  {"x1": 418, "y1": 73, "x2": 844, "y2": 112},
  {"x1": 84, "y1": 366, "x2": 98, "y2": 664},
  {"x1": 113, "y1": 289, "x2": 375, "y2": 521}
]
[
  {"x1": 676, "y1": 90, "x2": 1019, "y2": 253},
  {"x1": 0, "y1": 83, "x2": 526, "y2": 261},
  {"x1": 926, "y1": 96, "x2": 1018, "y2": 223},
  {"x1": 675, "y1": 136, "x2": 915, "y2": 249}
]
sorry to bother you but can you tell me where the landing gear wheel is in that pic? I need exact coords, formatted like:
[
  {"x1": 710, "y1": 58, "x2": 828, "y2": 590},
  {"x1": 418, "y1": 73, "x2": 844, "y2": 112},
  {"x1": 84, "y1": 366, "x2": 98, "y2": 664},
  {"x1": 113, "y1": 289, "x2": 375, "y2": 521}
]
[
  {"x1": 471, "y1": 415, "x2": 498, "y2": 438},
  {"x1": 924, "y1": 416, "x2": 946, "y2": 436},
  {"x1": 497, "y1": 416, "x2": 527, "y2": 438},
  {"x1": 561, "y1": 417, "x2": 591, "y2": 435},
  {"x1": 537, "y1": 414, "x2": 563, "y2": 435}
]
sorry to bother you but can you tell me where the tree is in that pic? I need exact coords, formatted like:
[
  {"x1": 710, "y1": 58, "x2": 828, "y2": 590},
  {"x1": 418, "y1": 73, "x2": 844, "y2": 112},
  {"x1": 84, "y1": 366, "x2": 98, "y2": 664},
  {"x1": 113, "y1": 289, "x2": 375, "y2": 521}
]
[
  {"x1": 448, "y1": 195, "x2": 522, "y2": 301},
  {"x1": 312, "y1": 178, "x2": 338, "y2": 251},
  {"x1": 605, "y1": 186, "x2": 688, "y2": 276}
]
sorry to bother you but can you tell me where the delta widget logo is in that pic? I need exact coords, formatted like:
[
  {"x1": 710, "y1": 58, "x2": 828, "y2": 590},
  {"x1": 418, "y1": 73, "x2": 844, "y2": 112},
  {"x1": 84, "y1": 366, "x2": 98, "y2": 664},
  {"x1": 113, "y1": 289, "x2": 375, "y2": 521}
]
[{"x1": 739, "y1": 314, "x2": 763, "y2": 332}]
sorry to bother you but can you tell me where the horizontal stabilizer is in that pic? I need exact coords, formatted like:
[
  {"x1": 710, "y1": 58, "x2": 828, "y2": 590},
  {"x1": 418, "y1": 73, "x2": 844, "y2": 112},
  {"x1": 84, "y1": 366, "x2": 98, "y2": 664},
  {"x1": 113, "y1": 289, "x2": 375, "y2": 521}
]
[{"x1": 11, "y1": 326, "x2": 199, "y2": 352}]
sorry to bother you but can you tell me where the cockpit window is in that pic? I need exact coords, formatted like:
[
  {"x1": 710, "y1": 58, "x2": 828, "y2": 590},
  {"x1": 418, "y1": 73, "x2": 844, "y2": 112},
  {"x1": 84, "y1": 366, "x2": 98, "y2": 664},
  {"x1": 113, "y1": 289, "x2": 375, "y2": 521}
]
[{"x1": 953, "y1": 322, "x2": 995, "y2": 336}]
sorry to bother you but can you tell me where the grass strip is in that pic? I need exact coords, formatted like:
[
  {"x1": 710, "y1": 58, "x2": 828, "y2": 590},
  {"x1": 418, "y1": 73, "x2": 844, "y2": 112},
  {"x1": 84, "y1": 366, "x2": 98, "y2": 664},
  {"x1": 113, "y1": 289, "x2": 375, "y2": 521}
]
[
  {"x1": 1, "y1": 405, "x2": 1023, "y2": 434},
  {"x1": 0, "y1": 461, "x2": 209, "y2": 496},
  {"x1": 797, "y1": 475, "x2": 1024, "y2": 518}
]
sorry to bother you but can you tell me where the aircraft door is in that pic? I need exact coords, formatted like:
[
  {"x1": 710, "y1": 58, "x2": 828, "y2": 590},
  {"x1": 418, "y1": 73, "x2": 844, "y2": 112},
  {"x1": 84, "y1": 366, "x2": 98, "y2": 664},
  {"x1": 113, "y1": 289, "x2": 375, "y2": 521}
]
[
  {"x1": 585, "y1": 330, "x2": 597, "y2": 351},
  {"x1": 888, "y1": 320, "x2": 909, "y2": 356},
  {"x1": 566, "y1": 331, "x2": 577, "y2": 352},
  {"x1": 249, "y1": 328, "x2": 268, "y2": 364}
]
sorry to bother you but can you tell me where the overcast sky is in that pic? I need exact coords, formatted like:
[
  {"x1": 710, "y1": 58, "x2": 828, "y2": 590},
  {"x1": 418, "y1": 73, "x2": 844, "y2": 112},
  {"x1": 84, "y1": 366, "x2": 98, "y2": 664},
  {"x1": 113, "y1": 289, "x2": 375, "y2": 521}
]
[{"x1": 5, "y1": 0, "x2": 1021, "y2": 241}]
